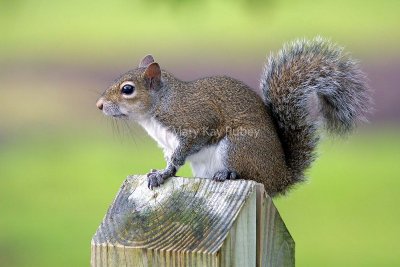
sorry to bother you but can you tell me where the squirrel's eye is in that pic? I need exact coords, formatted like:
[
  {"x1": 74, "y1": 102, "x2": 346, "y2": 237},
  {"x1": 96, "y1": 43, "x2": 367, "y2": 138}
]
[{"x1": 121, "y1": 83, "x2": 135, "y2": 95}]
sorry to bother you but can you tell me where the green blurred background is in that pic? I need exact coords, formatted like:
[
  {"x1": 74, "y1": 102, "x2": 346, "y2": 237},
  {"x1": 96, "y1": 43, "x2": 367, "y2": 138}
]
[{"x1": 1, "y1": 0, "x2": 399, "y2": 266}]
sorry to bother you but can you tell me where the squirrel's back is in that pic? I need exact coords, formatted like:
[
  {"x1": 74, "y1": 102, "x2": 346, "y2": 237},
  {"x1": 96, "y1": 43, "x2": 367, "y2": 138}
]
[{"x1": 156, "y1": 75, "x2": 272, "y2": 135}]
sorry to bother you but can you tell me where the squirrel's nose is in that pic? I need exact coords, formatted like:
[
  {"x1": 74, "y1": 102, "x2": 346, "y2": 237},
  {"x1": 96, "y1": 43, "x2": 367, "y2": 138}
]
[{"x1": 96, "y1": 99, "x2": 104, "y2": 110}]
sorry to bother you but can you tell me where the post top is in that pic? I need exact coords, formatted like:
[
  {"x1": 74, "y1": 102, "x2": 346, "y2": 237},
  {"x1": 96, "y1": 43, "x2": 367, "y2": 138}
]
[{"x1": 92, "y1": 175, "x2": 261, "y2": 254}]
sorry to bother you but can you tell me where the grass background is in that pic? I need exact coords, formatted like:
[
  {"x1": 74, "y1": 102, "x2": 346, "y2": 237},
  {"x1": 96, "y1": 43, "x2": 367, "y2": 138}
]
[{"x1": 0, "y1": 0, "x2": 399, "y2": 266}]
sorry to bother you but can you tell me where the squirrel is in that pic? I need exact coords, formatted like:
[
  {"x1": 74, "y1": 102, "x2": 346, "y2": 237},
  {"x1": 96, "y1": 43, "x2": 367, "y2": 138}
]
[{"x1": 96, "y1": 37, "x2": 371, "y2": 196}]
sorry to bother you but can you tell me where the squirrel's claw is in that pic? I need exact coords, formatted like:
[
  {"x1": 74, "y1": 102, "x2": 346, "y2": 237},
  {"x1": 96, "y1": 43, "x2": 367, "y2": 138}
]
[
  {"x1": 147, "y1": 169, "x2": 174, "y2": 190},
  {"x1": 147, "y1": 172, "x2": 164, "y2": 189},
  {"x1": 212, "y1": 170, "x2": 239, "y2": 182}
]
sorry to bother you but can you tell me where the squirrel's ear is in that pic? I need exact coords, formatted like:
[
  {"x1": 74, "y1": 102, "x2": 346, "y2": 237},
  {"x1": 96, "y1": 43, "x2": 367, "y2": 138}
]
[
  {"x1": 144, "y1": 62, "x2": 161, "y2": 90},
  {"x1": 139, "y1": 54, "x2": 155, "y2": 68},
  {"x1": 144, "y1": 62, "x2": 161, "y2": 79}
]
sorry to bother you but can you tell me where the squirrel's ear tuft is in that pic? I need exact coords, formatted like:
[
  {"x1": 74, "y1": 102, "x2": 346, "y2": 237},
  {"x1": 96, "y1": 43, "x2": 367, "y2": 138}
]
[
  {"x1": 139, "y1": 54, "x2": 155, "y2": 68},
  {"x1": 144, "y1": 62, "x2": 161, "y2": 90}
]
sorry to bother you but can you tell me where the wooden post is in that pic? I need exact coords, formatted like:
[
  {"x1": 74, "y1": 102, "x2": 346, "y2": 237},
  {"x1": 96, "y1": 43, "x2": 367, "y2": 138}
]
[{"x1": 91, "y1": 175, "x2": 294, "y2": 267}]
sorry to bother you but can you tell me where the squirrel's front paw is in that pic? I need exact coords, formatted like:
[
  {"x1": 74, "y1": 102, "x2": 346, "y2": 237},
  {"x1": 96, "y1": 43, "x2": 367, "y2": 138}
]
[
  {"x1": 212, "y1": 170, "x2": 239, "y2": 182},
  {"x1": 147, "y1": 168, "x2": 175, "y2": 190}
]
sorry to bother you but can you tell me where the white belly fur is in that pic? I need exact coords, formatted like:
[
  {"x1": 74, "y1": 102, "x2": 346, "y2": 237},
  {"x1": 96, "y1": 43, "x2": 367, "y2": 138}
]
[
  {"x1": 138, "y1": 117, "x2": 227, "y2": 178},
  {"x1": 138, "y1": 117, "x2": 180, "y2": 160},
  {"x1": 187, "y1": 139, "x2": 227, "y2": 178}
]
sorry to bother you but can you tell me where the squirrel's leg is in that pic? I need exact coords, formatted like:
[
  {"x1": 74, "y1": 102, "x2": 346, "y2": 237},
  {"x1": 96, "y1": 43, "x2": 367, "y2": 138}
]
[
  {"x1": 219, "y1": 130, "x2": 289, "y2": 195},
  {"x1": 210, "y1": 137, "x2": 240, "y2": 182}
]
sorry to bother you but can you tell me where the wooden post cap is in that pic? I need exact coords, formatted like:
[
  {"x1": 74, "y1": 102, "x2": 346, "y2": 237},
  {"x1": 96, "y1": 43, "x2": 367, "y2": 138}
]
[{"x1": 91, "y1": 175, "x2": 294, "y2": 267}]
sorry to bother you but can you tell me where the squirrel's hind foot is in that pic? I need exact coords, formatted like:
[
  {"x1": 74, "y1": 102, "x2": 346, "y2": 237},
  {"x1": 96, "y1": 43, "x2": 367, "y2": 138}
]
[{"x1": 212, "y1": 170, "x2": 239, "y2": 182}]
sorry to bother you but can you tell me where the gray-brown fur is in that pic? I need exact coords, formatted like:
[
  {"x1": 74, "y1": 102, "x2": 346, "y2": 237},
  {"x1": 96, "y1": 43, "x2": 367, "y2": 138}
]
[
  {"x1": 97, "y1": 38, "x2": 371, "y2": 196},
  {"x1": 261, "y1": 37, "x2": 371, "y2": 183},
  {"x1": 150, "y1": 75, "x2": 291, "y2": 194}
]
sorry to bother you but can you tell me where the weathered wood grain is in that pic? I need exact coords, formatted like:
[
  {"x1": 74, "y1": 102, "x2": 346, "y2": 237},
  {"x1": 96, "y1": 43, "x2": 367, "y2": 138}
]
[
  {"x1": 256, "y1": 186, "x2": 295, "y2": 267},
  {"x1": 91, "y1": 175, "x2": 294, "y2": 266}
]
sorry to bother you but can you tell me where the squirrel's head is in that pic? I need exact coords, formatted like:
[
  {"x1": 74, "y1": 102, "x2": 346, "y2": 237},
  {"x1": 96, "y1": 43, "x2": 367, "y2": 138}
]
[{"x1": 96, "y1": 54, "x2": 162, "y2": 120}]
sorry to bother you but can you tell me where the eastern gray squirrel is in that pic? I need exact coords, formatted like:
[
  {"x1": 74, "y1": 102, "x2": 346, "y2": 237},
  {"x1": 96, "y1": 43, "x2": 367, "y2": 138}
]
[{"x1": 96, "y1": 37, "x2": 371, "y2": 196}]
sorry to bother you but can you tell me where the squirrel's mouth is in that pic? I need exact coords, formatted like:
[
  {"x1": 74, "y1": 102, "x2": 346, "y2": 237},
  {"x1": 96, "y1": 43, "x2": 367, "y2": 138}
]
[
  {"x1": 102, "y1": 104, "x2": 127, "y2": 118},
  {"x1": 112, "y1": 114, "x2": 127, "y2": 118}
]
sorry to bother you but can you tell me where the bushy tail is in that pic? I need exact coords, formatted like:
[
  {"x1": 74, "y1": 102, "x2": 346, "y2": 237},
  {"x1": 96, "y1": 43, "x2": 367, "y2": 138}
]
[{"x1": 260, "y1": 37, "x2": 372, "y2": 182}]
